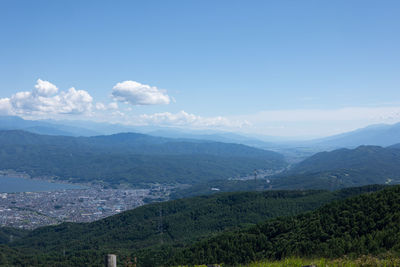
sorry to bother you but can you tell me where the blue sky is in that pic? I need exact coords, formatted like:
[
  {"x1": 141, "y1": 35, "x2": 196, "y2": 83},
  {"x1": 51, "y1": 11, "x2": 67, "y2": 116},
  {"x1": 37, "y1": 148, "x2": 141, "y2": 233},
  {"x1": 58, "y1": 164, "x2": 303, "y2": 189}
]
[{"x1": 0, "y1": 0, "x2": 400, "y2": 137}]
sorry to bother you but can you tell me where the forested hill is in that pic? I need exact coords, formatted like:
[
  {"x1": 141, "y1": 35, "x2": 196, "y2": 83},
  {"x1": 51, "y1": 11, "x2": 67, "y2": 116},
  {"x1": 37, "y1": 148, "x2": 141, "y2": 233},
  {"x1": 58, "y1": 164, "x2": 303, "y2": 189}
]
[
  {"x1": 0, "y1": 130, "x2": 282, "y2": 158},
  {"x1": 170, "y1": 185, "x2": 400, "y2": 266},
  {"x1": 0, "y1": 228, "x2": 28, "y2": 245},
  {"x1": 268, "y1": 145, "x2": 400, "y2": 190},
  {"x1": 291, "y1": 145, "x2": 400, "y2": 175},
  {"x1": 0, "y1": 130, "x2": 286, "y2": 185},
  {"x1": 0, "y1": 185, "x2": 385, "y2": 266}
]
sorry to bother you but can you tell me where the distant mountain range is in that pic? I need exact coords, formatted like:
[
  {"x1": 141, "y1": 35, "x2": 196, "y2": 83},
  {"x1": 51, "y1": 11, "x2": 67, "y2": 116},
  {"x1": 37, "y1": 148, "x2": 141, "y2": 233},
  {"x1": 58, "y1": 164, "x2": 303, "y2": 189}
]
[
  {"x1": 2, "y1": 115, "x2": 400, "y2": 154},
  {"x1": 0, "y1": 116, "x2": 100, "y2": 136},
  {"x1": 0, "y1": 116, "x2": 279, "y2": 148},
  {"x1": 0, "y1": 130, "x2": 286, "y2": 186},
  {"x1": 306, "y1": 122, "x2": 400, "y2": 148}
]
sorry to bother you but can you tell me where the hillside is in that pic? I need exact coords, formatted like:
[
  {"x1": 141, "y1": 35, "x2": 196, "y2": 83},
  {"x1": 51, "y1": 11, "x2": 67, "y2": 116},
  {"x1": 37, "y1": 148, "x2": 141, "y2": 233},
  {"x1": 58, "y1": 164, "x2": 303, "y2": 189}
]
[
  {"x1": 389, "y1": 143, "x2": 400, "y2": 149},
  {"x1": 170, "y1": 179, "x2": 274, "y2": 199},
  {"x1": 0, "y1": 185, "x2": 385, "y2": 266},
  {"x1": 291, "y1": 145, "x2": 400, "y2": 175},
  {"x1": 0, "y1": 228, "x2": 28, "y2": 245},
  {"x1": 171, "y1": 145, "x2": 400, "y2": 196},
  {"x1": 268, "y1": 145, "x2": 400, "y2": 190},
  {"x1": 308, "y1": 122, "x2": 400, "y2": 148},
  {"x1": 170, "y1": 185, "x2": 400, "y2": 266},
  {"x1": 0, "y1": 130, "x2": 286, "y2": 186}
]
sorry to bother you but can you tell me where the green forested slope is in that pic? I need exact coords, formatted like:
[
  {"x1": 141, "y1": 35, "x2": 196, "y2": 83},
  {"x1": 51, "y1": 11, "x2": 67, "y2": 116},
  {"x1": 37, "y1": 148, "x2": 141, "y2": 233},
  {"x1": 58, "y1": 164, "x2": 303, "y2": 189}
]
[
  {"x1": 171, "y1": 185, "x2": 400, "y2": 266},
  {"x1": 0, "y1": 228, "x2": 28, "y2": 245},
  {"x1": 13, "y1": 190, "x2": 340, "y2": 252},
  {"x1": 0, "y1": 185, "x2": 385, "y2": 266},
  {"x1": 267, "y1": 146, "x2": 400, "y2": 191}
]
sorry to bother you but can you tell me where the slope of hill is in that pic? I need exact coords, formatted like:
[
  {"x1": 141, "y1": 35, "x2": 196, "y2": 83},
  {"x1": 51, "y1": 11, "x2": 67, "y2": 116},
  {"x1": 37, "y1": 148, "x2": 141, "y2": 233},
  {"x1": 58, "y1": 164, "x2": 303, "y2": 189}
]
[
  {"x1": 389, "y1": 143, "x2": 400, "y2": 149},
  {"x1": 170, "y1": 185, "x2": 400, "y2": 266},
  {"x1": 0, "y1": 130, "x2": 286, "y2": 186},
  {"x1": 308, "y1": 122, "x2": 400, "y2": 148},
  {"x1": 0, "y1": 228, "x2": 28, "y2": 245},
  {"x1": 0, "y1": 185, "x2": 385, "y2": 266},
  {"x1": 291, "y1": 145, "x2": 400, "y2": 174},
  {"x1": 268, "y1": 145, "x2": 400, "y2": 191}
]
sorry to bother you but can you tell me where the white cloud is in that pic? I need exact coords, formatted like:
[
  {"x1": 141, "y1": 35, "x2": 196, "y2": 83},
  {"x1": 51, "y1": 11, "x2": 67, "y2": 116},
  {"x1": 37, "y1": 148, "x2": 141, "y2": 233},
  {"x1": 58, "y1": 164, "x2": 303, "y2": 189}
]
[
  {"x1": 0, "y1": 98, "x2": 12, "y2": 115},
  {"x1": 139, "y1": 110, "x2": 250, "y2": 128},
  {"x1": 96, "y1": 102, "x2": 106, "y2": 111},
  {"x1": 57, "y1": 87, "x2": 93, "y2": 114},
  {"x1": 96, "y1": 102, "x2": 118, "y2": 111},
  {"x1": 5, "y1": 79, "x2": 93, "y2": 117},
  {"x1": 108, "y1": 102, "x2": 119, "y2": 110},
  {"x1": 112, "y1": 110, "x2": 125, "y2": 117},
  {"x1": 112, "y1": 80, "x2": 171, "y2": 105},
  {"x1": 34, "y1": 79, "x2": 58, "y2": 96}
]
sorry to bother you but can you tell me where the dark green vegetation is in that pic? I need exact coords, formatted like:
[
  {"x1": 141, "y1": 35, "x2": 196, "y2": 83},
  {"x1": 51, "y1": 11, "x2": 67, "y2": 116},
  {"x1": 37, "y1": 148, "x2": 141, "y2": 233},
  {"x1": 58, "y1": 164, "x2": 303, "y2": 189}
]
[
  {"x1": 0, "y1": 185, "x2": 386, "y2": 266},
  {"x1": 0, "y1": 228, "x2": 28, "y2": 245},
  {"x1": 170, "y1": 179, "x2": 273, "y2": 199},
  {"x1": 0, "y1": 130, "x2": 286, "y2": 186},
  {"x1": 171, "y1": 185, "x2": 400, "y2": 266},
  {"x1": 269, "y1": 145, "x2": 400, "y2": 190}
]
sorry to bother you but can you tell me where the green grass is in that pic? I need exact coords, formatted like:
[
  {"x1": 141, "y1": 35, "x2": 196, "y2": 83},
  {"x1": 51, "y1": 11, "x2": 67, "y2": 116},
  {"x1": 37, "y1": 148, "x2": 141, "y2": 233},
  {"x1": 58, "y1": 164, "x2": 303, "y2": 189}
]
[
  {"x1": 176, "y1": 255, "x2": 400, "y2": 267},
  {"x1": 244, "y1": 255, "x2": 400, "y2": 267}
]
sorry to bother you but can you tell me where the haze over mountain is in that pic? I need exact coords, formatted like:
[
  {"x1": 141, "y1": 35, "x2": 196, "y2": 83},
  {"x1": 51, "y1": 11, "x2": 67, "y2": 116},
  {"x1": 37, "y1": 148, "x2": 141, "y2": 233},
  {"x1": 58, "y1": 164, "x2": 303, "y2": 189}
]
[
  {"x1": 0, "y1": 130, "x2": 286, "y2": 186},
  {"x1": 306, "y1": 122, "x2": 400, "y2": 149},
  {"x1": 3, "y1": 115, "x2": 400, "y2": 151},
  {"x1": 0, "y1": 116, "x2": 100, "y2": 137}
]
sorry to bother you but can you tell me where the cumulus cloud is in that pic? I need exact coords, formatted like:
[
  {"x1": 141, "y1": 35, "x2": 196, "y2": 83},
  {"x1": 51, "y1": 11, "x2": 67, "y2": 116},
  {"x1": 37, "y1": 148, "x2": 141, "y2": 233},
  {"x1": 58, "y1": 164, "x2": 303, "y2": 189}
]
[
  {"x1": 34, "y1": 79, "x2": 58, "y2": 96},
  {"x1": 57, "y1": 87, "x2": 93, "y2": 114},
  {"x1": 112, "y1": 81, "x2": 171, "y2": 105},
  {"x1": 139, "y1": 110, "x2": 250, "y2": 128},
  {"x1": 2, "y1": 79, "x2": 93, "y2": 117}
]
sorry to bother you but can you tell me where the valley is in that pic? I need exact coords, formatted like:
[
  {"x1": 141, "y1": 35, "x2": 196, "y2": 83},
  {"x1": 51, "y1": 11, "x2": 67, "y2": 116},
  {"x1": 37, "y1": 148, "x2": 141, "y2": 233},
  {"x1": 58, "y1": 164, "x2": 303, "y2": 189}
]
[{"x1": 2, "y1": 119, "x2": 400, "y2": 266}]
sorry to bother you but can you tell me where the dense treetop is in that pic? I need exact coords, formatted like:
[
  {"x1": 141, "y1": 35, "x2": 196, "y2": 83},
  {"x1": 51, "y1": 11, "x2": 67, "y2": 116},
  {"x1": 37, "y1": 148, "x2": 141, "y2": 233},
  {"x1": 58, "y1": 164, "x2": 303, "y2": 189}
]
[{"x1": 170, "y1": 185, "x2": 400, "y2": 266}]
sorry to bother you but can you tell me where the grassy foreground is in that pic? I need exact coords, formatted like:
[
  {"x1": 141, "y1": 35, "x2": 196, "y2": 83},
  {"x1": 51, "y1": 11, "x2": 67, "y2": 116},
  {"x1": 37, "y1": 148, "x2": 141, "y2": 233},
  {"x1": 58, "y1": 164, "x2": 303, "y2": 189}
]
[
  {"x1": 245, "y1": 256, "x2": 400, "y2": 267},
  {"x1": 179, "y1": 255, "x2": 400, "y2": 267}
]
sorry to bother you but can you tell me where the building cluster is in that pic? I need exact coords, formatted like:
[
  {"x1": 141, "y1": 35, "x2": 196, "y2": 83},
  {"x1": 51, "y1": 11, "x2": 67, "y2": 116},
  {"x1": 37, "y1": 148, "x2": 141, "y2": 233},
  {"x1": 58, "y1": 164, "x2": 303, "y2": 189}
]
[{"x1": 0, "y1": 187, "x2": 166, "y2": 229}]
